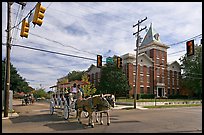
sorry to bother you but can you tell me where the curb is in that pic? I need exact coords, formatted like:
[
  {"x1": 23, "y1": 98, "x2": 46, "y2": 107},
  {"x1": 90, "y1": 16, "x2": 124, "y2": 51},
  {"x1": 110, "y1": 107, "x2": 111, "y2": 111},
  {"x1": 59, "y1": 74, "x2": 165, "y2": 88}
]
[{"x1": 2, "y1": 112, "x2": 19, "y2": 120}]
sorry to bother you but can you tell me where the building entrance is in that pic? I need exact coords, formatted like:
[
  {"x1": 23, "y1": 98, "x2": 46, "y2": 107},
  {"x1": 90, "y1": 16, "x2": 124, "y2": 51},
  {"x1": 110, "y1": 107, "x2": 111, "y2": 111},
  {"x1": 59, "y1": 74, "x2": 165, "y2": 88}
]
[{"x1": 156, "y1": 87, "x2": 165, "y2": 97}]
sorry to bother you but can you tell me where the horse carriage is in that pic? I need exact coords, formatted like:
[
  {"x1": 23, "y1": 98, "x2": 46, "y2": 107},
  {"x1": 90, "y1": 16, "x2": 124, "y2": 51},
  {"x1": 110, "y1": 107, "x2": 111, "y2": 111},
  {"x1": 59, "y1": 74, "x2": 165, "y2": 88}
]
[
  {"x1": 50, "y1": 91, "x2": 115, "y2": 128},
  {"x1": 22, "y1": 94, "x2": 35, "y2": 105},
  {"x1": 49, "y1": 91, "x2": 89, "y2": 120}
]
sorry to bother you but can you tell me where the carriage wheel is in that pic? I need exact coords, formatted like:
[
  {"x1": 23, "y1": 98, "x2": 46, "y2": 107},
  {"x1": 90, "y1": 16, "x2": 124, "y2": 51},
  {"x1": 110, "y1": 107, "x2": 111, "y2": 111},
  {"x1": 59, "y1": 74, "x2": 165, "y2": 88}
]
[
  {"x1": 83, "y1": 111, "x2": 89, "y2": 118},
  {"x1": 64, "y1": 105, "x2": 69, "y2": 120},
  {"x1": 50, "y1": 102, "x2": 54, "y2": 115}
]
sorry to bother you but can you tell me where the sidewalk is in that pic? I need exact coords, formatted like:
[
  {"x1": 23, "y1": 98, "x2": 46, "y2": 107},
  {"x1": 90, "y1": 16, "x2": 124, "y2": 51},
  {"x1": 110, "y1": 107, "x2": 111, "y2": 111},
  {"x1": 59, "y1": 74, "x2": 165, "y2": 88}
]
[
  {"x1": 115, "y1": 102, "x2": 148, "y2": 110},
  {"x1": 114, "y1": 104, "x2": 148, "y2": 110},
  {"x1": 2, "y1": 99, "x2": 21, "y2": 120},
  {"x1": 2, "y1": 111, "x2": 19, "y2": 120}
]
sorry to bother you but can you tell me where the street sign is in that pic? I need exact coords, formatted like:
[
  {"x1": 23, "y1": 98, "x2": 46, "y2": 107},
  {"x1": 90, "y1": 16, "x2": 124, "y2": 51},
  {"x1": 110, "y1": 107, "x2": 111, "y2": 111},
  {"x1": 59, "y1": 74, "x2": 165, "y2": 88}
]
[{"x1": 106, "y1": 57, "x2": 114, "y2": 64}]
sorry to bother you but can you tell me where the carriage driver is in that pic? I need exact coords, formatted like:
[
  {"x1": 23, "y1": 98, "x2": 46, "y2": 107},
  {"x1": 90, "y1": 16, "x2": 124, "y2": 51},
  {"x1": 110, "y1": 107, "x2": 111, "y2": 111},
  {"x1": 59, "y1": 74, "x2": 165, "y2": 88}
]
[{"x1": 71, "y1": 83, "x2": 78, "y2": 99}]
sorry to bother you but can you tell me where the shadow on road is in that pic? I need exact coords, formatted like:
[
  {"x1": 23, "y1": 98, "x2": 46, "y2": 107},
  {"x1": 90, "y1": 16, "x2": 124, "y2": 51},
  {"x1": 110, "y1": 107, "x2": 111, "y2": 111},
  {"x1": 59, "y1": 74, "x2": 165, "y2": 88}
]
[
  {"x1": 10, "y1": 114, "x2": 62, "y2": 123},
  {"x1": 44, "y1": 121, "x2": 85, "y2": 131}
]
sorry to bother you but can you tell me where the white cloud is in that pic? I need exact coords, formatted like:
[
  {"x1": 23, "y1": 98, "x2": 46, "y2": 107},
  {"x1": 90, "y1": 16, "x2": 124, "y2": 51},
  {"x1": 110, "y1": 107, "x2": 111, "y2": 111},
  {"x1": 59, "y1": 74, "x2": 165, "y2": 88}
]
[{"x1": 2, "y1": 2, "x2": 202, "y2": 91}]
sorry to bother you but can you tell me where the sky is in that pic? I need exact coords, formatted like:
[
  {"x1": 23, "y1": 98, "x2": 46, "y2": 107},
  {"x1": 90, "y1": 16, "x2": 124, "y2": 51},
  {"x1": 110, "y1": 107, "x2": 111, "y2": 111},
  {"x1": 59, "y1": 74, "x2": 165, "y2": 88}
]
[{"x1": 2, "y1": 2, "x2": 202, "y2": 91}]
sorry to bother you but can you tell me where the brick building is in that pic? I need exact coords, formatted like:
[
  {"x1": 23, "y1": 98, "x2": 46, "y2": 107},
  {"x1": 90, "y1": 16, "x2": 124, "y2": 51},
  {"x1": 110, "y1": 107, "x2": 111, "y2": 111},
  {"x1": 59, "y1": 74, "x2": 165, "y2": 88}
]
[{"x1": 87, "y1": 24, "x2": 181, "y2": 98}]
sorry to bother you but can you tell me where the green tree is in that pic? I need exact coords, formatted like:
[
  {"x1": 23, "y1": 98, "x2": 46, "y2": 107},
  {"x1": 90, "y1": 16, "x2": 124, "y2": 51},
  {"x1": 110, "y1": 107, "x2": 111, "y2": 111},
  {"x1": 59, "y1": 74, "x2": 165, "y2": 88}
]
[
  {"x1": 81, "y1": 73, "x2": 97, "y2": 97},
  {"x1": 33, "y1": 88, "x2": 49, "y2": 99},
  {"x1": 179, "y1": 44, "x2": 202, "y2": 98},
  {"x1": 67, "y1": 70, "x2": 85, "y2": 81},
  {"x1": 97, "y1": 61, "x2": 131, "y2": 98},
  {"x1": 2, "y1": 58, "x2": 32, "y2": 93}
]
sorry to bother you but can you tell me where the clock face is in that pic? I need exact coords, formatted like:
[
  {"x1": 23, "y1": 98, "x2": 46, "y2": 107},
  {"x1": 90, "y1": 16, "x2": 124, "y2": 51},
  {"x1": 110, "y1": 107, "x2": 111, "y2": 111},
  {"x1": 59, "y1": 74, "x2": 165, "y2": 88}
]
[{"x1": 154, "y1": 33, "x2": 159, "y2": 41}]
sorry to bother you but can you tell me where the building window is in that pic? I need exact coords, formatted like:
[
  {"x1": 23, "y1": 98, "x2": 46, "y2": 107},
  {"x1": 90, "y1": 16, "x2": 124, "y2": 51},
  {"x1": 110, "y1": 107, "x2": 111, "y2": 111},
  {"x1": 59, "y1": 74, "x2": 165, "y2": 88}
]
[
  {"x1": 140, "y1": 74, "x2": 143, "y2": 82},
  {"x1": 168, "y1": 78, "x2": 170, "y2": 85},
  {"x1": 172, "y1": 78, "x2": 174, "y2": 86},
  {"x1": 146, "y1": 67, "x2": 149, "y2": 75},
  {"x1": 168, "y1": 71, "x2": 170, "y2": 77},
  {"x1": 161, "y1": 69, "x2": 164, "y2": 76},
  {"x1": 147, "y1": 75, "x2": 150, "y2": 83},
  {"x1": 162, "y1": 77, "x2": 164, "y2": 83},
  {"x1": 177, "y1": 79, "x2": 179, "y2": 86},
  {"x1": 133, "y1": 65, "x2": 137, "y2": 72},
  {"x1": 140, "y1": 66, "x2": 143, "y2": 73},
  {"x1": 177, "y1": 72, "x2": 179, "y2": 79},
  {"x1": 157, "y1": 68, "x2": 160, "y2": 76},
  {"x1": 177, "y1": 89, "x2": 179, "y2": 95},
  {"x1": 161, "y1": 60, "x2": 164, "y2": 65},
  {"x1": 168, "y1": 89, "x2": 170, "y2": 95},
  {"x1": 156, "y1": 50, "x2": 159, "y2": 58},
  {"x1": 172, "y1": 89, "x2": 175, "y2": 95},
  {"x1": 162, "y1": 51, "x2": 165, "y2": 59},
  {"x1": 147, "y1": 87, "x2": 151, "y2": 94},
  {"x1": 140, "y1": 87, "x2": 144, "y2": 94},
  {"x1": 157, "y1": 76, "x2": 159, "y2": 83},
  {"x1": 156, "y1": 59, "x2": 160, "y2": 64}
]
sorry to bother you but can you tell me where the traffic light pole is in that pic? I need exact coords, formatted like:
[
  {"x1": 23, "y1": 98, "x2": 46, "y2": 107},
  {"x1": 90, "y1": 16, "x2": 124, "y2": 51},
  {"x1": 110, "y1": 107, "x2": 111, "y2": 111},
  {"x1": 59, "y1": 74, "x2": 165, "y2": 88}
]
[
  {"x1": 133, "y1": 17, "x2": 147, "y2": 109},
  {"x1": 4, "y1": 2, "x2": 26, "y2": 118},
  {"x1": 4, "y1": 2, "x2": 12, "y2": 117}
]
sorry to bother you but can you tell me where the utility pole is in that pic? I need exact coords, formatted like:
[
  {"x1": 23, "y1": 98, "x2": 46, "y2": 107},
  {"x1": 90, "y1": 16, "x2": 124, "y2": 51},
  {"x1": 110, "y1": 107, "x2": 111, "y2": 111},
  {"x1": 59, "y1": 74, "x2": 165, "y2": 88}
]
[
  {"x1": 4, "y1": 2, "x2": 26, "y2": 118},
  {"x1": 133, "y1": 17, "x2": 147, "y2": 109}
]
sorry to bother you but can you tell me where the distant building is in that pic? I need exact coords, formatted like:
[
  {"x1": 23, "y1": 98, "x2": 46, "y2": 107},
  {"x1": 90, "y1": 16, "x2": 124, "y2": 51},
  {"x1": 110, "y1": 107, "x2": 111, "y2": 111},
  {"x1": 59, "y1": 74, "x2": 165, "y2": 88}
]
[{"x1": 87, "y1": 23, "x2": 182, "y2": 98}]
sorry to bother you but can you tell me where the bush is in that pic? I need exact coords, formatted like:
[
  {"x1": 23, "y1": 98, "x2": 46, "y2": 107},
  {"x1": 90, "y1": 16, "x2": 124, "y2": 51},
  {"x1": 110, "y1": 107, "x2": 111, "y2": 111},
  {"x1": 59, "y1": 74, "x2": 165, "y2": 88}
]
[
  {"x1": 168, "y1": 94, "x2": 188, "y2": 99},
  {"x1": 140, "y1": 94, "x2": 155, "y2": 99}
]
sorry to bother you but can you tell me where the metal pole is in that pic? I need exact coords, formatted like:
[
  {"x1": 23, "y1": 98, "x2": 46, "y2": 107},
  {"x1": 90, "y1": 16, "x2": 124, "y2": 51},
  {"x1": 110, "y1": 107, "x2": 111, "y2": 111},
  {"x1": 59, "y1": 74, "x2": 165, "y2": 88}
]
[
  {"x1": 154, "y1": 65, "x2": 157, "y2": 106},
  {"x1": 4, "y1": 2, "x2": 12, "y2": 117}
]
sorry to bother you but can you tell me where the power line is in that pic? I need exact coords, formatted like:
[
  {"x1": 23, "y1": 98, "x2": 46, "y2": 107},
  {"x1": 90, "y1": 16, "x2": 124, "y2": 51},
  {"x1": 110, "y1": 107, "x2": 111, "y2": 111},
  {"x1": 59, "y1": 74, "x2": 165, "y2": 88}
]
[
  {"x1": 6, "y1": 2, "x2": 37, "y2": 32},
  {"x1": 2, "y1": 43, "x2": 97, "y2": 61},
  {"x1": 168, "y1": 50, "x2": 185, "y2": 55},
  {"x1": 167, "y1": 34, "x2": 202, "y2": 47},
  {"x1": 15, "y1": 27, "x2": 99, "y2": 57}
]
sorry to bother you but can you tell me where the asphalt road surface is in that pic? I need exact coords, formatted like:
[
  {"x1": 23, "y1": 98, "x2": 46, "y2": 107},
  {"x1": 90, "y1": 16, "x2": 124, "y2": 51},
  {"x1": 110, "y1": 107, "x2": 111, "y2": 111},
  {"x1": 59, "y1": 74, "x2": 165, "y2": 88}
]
[{"x1": 2, "y1": 99, "x2": 202, "y2": 133}]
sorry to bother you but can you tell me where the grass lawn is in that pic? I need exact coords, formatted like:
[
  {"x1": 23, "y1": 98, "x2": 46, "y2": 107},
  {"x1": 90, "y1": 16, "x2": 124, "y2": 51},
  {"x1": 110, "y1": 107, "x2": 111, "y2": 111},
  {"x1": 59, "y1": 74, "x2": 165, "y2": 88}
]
[
  {"x1": 116, "y1": 98, "x2": 201, "y2": 102},
  {"x1": 144, "y1": 104, "x2": 202, "y2": 108}
]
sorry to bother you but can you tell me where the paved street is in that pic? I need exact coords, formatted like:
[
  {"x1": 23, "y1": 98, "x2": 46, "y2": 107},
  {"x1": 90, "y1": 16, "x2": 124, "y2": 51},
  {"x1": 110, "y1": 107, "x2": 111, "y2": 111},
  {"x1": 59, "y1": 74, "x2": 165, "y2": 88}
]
[{"x1": 2, "y1": 99, "x2": 202, "y2": 133}]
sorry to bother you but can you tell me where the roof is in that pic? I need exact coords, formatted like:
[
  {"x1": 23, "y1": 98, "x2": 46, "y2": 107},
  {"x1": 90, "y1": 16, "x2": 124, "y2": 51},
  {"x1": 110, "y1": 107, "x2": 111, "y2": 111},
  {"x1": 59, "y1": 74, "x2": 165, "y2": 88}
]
[
  {"x1": 138, "y1": 52, "x2": 154, "y2": 63},
  {"x1": 141, "y1": 23, "x2": 162, "y2": 46},
  {"x1": 167, "y1": 60, "x2": 181, "y2": 67}
]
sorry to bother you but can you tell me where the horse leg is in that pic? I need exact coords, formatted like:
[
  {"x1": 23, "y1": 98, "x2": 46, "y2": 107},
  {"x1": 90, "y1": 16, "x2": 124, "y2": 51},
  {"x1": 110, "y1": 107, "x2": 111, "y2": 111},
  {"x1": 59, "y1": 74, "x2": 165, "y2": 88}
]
[
  {"x1": 77, "y1": 109, "x2": 82, "y2": 124},
  {"x1": 107, "y1": 111, "x2": 110, "y2": 126},
  {"x1": 95, "y1": 112, "x2": 99, "y2": 123},
  {"x1": 100, "y1": 112, "x2": 103, "y2": 125},
  {"x1": 88, "y1": 112, "x2": 94, "y2": 128}
]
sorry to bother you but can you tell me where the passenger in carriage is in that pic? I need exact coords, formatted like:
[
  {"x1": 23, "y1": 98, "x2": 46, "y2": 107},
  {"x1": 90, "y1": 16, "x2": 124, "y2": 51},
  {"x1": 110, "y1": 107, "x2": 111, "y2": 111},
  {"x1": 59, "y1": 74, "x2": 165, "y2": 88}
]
[{"x1": 77, "y1": 84, "x2": 84, "y2": 99}]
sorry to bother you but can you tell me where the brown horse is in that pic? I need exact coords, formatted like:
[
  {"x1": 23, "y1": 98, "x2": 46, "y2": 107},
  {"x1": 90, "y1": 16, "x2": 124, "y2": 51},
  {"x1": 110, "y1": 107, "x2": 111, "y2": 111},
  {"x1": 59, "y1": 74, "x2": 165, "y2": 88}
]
[{"x1": 76, "y1": 95, "x2": 111, "y2": 128}]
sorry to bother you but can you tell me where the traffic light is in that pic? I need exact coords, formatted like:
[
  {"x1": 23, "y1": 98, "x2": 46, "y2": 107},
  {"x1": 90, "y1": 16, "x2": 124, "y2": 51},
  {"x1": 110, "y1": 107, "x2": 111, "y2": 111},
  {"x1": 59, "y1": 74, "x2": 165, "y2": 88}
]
[
  {"x1": 97, "y1": 55, "x2": 102, "y2": 68},
  {"x1": 20, "y1": 19, "x2": 29, "y2": 38},
  {"x1": 186, "y1": 40, "x2": 194, "y2": 57},
  {"x1": 32, "y1": 2, "x2": 46, "y2": 26},
  {"x1": 117, "y1": 57, "x2": 122, "y2": 68}
]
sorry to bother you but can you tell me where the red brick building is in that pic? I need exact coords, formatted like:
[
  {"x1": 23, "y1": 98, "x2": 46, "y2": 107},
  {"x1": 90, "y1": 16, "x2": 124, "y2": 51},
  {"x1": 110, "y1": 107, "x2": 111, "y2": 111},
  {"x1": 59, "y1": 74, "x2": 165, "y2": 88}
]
[{"x1": 87, "y1": 24, "x2": 182, "y2": 98}]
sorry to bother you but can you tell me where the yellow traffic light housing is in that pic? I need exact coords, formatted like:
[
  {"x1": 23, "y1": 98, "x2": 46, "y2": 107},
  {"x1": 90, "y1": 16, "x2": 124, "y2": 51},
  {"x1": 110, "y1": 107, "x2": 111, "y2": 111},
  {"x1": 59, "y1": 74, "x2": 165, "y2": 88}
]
[
  {"x1": 97, "y1": 55, "x2": 102, "y2": 68},
  {"x1": 186, "y1": 40, "x2": 194, "y2": 57},
  {"x1": 20, "y1": 19, "x2": 29, "y2": 38},
  {"x1": 117, "y1": 57, "x2": 122, "y2": 68},
  {"x1": 32, "y1": 2, "x2": 46, "y2": 26}
]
